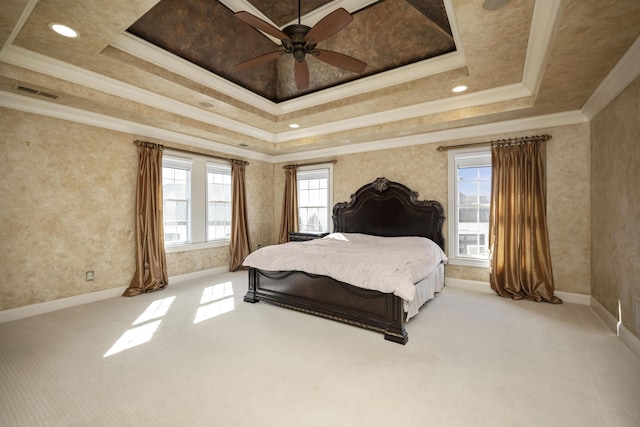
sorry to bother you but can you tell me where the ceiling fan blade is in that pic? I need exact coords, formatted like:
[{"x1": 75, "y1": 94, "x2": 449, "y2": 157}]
[
  {"x1": 314, "y1": 49, "x2": 367, "y2": 73},
  {"x1": 235, "y1": 11, "x2": 291, "y2": 42},
  {"x1": 305, "y1": 8, "x2": 353, "y2": 44},
  {"x1": 294, "y1": 59, "x2": 310, "y2": 90},
  {"x1": 234, "y1": 51, "x2": 282, "y2": 71}
]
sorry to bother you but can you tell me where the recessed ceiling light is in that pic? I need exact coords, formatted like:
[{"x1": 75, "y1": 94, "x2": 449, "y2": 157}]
[
  {"x1": 398, "y1": 130, "x2": 412, "y2": 136},
  {"x1": 49, "y1": 23, "x2": 79, "y2": 38},
  {"x1": 199, "y1": 101, "x2": 214, "y2": 108},
  {"x1": 289, "y1": 123, "x2": 300, "y2": 129},
  {"x1": 452, "y1": 85, "x2": 468, "y2": 93}
]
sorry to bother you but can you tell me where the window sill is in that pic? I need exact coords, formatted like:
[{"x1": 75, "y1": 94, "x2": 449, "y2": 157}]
[
  {"x1": 165, "y1": 240, "x2": 229, "y2": 253},
  {"x1": 447, "y1": 257, "x2": 490, "y2": 268}
]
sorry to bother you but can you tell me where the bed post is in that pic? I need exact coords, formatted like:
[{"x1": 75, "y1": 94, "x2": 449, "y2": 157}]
[
  {"x1": 383, "y1": 296, "x2": 408, "y2": 344},
  {"x1": 243, "y1": 268, "x2": 259, "y2": 303}
]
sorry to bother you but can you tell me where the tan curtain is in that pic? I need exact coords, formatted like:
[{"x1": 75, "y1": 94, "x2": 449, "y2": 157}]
[
  {"x1": 489, "y1": 137, "x2": 561, "y2": 303},
  {"x1": 278, "y1": 165, "x2": 298, "y2": 243},
  {"x1": 123, "y1": 141, "x2": 168, "y2": 297},
  {"x1": 229, "y1": 161, "x2": 252, "y2": 271}
]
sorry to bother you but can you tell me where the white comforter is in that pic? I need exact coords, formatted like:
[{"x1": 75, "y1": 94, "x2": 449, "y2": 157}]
[{"x1": 242, "y1": 233, "x2": 447, "y2": 301}]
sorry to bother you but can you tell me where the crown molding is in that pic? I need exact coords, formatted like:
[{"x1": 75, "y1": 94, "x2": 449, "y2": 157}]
[
  {"x1": 276, "y1": 82, "x2": 532, "y2": 142},
  {"x1": 112, "y1": 33, "x2": 467, "y2": 116},
  {"x1": 0, "y1": 42, "x2": 535, "y2": 147},
  {"x1": 257, "y1": 110, "x2": 589, "y2": 163},
  {"x1": 522, "y1": 0, "x2": 562, "y2": 96},
  {"x1": 111, "y1": 33, "x2": 277, "y2": 113},
  {"x1": 277, "y1": 52, "x2": 466, "y2": 114},
  {"x1": 581, "y1": 35, "x2": 640, "y2": 120},
  {"x1": 3, "y1": 40, "x2": 526, "y2": 146},
  {"x1": 0, "y1": 90, "x2": 272, "y2": 163},
  {"x1": 0, "y1": 44, "x2": 275, "y2": 142},
  {"x1": 0, "y1": 88, "x2": 587, "y2": 165},
  {"x1": 1, "y1": 0, "x2": 38, "y2": 51}
]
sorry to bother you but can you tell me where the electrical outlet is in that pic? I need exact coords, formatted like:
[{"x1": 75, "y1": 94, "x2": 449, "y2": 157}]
[
  {"x1": 634, "y1": 296, "x2": 640, "y2": 333},
  {"x1": 86, "y1": 271, "x2": 94, "y2": 281}
]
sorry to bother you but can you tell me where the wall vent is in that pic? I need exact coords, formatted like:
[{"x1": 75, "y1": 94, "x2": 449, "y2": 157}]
[{"x1": 15, "y1": 85, "x2": 59, "y2": 100}]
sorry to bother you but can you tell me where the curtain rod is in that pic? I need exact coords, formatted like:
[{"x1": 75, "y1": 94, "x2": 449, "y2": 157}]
[
  {"x1": 436, "y1": 134, "x2": 552, "y2": 152},
  {"x1": 134, "y1": 140, "x2": 249, "y2": 165},
  {"x1": 283, "y1": 159, "x2": 337, "y2": 169}
]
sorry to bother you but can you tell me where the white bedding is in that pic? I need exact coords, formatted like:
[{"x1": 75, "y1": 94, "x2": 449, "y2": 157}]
[{"x1": 242, "y1": 233, "x2": 447, "y2": 302}]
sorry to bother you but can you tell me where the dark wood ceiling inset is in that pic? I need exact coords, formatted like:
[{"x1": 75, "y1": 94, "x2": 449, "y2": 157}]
[
  {"x1": 246, "y1": 0, "x2": 333, "y2": 27},
  {"x1": 128, "y1": 0, "x2": 456, "y2": 103}
]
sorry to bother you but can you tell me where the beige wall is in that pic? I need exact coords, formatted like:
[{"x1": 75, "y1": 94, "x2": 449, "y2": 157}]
[
  {"x1": 591, "y1": 75, "x2": 640, "y2": 340},
  {"x1": 0, "y1": 108, "x2": 273, "y2": 310},
  {"x1": 1, "y1": 109, "x2": 137, "y2": 310},
  {"x1": 274, "y1": 123, "x2": 592, "y2": 291},
  {"x1": 0, "y1": 105, "x2": 594, "y2": 311}
]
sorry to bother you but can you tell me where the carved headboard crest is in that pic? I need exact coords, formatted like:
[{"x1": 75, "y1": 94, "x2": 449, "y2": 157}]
[
  {"x1": 333, "y1": 177, "x2": 445, "y2": 248},
  {"x1": 372, "y1": 177, "x2": 389, "y2": 192}
]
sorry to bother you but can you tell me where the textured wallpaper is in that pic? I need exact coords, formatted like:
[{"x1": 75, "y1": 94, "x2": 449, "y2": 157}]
[
  {"x1": 0, "y1": 108, "x2": 274, "y2": 310},
  {"x1": 2, "y1": 107, "x2": 595, "y2": 310},
  {"x1": 0, "y1": 109, "x2": 137, "y2": 310},
  {"x1": 283, "y1": 125, "x2": 592, "y2": 291},
  {"x1": 591, "y1": 75, "x2": 640, "y2": 340}
]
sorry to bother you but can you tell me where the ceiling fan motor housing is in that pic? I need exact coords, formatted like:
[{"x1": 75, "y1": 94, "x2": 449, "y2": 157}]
[{"x1": 282, "y1": 24, "x2": 317, "y2": 62}]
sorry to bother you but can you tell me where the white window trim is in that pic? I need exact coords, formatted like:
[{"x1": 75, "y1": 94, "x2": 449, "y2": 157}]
[
  {"x1": 297, "y1": 163, "x2": 334, "y2": 233},
  {"x1": 206, "y1": 161, "x2": 232, "y2": 242},
  {"x1": 163, "y1": 150, "x2": 231, "y2": 253},
  {"x1": 447, "y1": 147, "x2": 491, "y2": 268},
  {"x1": 162, "y1": 155, "x2": 192, "y2": 247}
]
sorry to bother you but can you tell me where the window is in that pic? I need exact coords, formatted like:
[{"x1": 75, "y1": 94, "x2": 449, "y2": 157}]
[
  {"x1": 448, "y1": 149, "x2": 491, "y2": 266},
  {"x1": 206, "y1": 163, "x2": 232, "y2": 241},
  {"x1": 162, "y1": 157, "x2": 191, "y2": 244},
  {"x1": 297, "y1": 164, "x2": 333, "y2": 233},
  {"x1": 162, "y1": 153, "x2": 231, "y2": 251}
]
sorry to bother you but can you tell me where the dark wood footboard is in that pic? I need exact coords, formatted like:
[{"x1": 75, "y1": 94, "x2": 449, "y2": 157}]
[{"x1": 244, "y1": 267, "x2": 408, "y2": 344}]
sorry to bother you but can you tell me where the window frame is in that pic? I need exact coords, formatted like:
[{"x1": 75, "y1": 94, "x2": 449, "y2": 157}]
[
  {"x1": 162, "y1": 151, "x2": 231, "y2": 253},
  {"x1": 206, "y1": 162, "x2": 232, "y2": 242},
  {"x1": 296, "y1": 163, "x2": 334, "y2": 234},
  {"x1": 162, "y1": 156, "x2": 191, "y2": 246},
  {"x1": 447, "y1": 148, "x2": 492, "y2": 267}
]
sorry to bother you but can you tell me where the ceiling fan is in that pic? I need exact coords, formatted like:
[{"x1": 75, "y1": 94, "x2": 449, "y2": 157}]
[{"x1": 234, "y1": 2, "x2": 367, "y2": 90}]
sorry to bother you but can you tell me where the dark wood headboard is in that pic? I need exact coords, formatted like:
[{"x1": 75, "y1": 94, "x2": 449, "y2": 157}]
[{"x1": 332, "y1": 177, "x2": 445, "y2": 249}]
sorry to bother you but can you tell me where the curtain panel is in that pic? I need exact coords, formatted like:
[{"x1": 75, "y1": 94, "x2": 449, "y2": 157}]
[
  {"x1": 278, "y1": 166, "x2": 298, "y2": 244},
  {"x1": 229, "y1": 161, "x2": 252, "y2": 271},
  {"x1": 123, "y1": 142, "x2": 168, "y2": 297},
  {"x1": 489, "y1": 138, "x2": 561, "y2": 303}
]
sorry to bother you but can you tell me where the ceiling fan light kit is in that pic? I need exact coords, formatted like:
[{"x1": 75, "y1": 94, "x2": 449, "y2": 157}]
[{"x1": 234, "y1": 5, "x2": 367, "y2": 90}]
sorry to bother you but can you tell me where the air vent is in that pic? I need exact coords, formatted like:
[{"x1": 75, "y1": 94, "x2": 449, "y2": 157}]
[{"x1": 16, "y1": 85, "x2": 59, "y2": 100}]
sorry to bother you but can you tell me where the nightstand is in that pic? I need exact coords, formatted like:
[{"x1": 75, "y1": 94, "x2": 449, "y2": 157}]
[{"x1": 289, "y1": 232, "x2": 329, "y2": 242}]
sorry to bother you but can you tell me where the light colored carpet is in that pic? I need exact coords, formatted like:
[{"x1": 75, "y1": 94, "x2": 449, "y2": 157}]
[{"x1": 1, "y1": 271, "x2": 639, "y2": 427}]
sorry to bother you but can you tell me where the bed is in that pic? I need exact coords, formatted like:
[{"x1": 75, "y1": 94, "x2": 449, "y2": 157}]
[{"x1": 242, "y1": 177, "x2": 446, "y2": 344}]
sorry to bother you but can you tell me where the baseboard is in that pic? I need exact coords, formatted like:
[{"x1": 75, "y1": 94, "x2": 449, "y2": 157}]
[
  {"x1": 445, "y1": 278, "x2": 591, "y2": 304},
  {"x1": 0, "y1": 266, "x2": 230, "y2": 324},
  {"x1": 446, "y1": 278, "x2": 640, "y2": 360},
  {"x1": 169, "y1": 266, "x2": 230, "y2": 284},
  {"x1": 590, "y1": 297, "x2": 640, "y2": 360},
  {"x1": 0, "y1": 286, "x2": 128, "y2": 324},
  {"x1": 445, "y1": 278, "x2": 495, "y2": 294}
]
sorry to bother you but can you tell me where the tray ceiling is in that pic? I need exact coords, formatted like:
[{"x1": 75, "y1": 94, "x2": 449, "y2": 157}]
[
  {"x1": 127, "y1": 0, "x2": 456, "y2": 102},
  {"x1": 1, "y1": 0, "x2": 639, "y2": 161}
]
